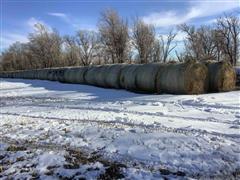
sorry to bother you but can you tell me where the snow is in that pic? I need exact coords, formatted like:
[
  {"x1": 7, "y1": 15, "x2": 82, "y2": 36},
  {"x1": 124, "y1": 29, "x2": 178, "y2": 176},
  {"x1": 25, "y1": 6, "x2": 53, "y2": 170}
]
[{"x1": 0, "y1": 78, "x2": 240, "y2": 179}]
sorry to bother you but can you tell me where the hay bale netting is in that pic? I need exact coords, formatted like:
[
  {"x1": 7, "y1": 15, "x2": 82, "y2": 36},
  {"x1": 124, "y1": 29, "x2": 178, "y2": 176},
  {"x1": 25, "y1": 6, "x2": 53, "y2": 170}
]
[
  {"x1": 104, "y1": 64, "x2": 126, "y2": 89},
  {"x1": 135, "y1": 63, "x2": 162, "y2": 93},
  {"x1": 204, "y1": 61, "x2": 236, "y2": 92},
  {"x1": 156, "y1": 61, "x2": 208, "y2": 94},
  {"x1": 62, "y1": 66, "x2": 88, "y2": 84},
  {"x1": 85, "y1": 65, "x2": 105, "y2": 87},
  {"x1": 119, "y1": 64, "x2": 141, "y2": 91}
]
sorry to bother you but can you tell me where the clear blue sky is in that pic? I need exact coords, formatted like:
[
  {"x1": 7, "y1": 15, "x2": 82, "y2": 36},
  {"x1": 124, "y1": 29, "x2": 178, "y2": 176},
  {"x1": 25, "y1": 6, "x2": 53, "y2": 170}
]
[{"x1": 1, "y1": 0, "x2": 239, "y2": 53}]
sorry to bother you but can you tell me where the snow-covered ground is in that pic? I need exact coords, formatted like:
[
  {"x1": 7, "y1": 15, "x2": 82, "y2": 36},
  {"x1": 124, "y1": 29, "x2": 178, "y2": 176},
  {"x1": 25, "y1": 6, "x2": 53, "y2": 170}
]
[{"x1": 0, "y1": 78, "x2": 240, "y2": 179}]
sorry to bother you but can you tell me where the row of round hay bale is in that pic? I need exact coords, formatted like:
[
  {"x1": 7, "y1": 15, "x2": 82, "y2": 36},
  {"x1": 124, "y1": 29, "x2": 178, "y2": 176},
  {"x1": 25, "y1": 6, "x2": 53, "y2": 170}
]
[
  {"x1": 61, "y1": 66, "x2": 88, "y2": 84},
  {"x1": 0, "y1": 60, "x2": 235, "y2": 94},
  {"x1": 156, "y1": 61, "x2": 208, "y2": 94},
  {"x1": 203, "y1": 60, "x2": 236, "y2": 92}
]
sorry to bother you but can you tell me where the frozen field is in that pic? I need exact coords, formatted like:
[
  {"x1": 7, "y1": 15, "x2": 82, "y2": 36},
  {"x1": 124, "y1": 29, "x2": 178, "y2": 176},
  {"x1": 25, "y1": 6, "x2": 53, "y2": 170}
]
[{"x1": 0, "y1": 78, "x2": 240, "y2": 179}]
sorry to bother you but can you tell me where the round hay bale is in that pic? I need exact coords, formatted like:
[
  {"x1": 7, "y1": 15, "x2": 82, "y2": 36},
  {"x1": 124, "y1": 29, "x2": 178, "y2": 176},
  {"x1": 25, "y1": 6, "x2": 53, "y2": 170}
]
[
  {"x1": 46, "y1": 68, "x2": 58, "y2": 81},
  {"x1": 156, "y1": 61, "x2": 208, "y2": 94},
  {"x1": 25, "y1": 70, "x2": 33, "y2": 79},
  {"x1": 204, "y1": 61, "x2": 236, "y2": 92},
  {"x1": 3, "y1": 72, "x2": 10, "y2": 78},
  {"x1": 135, "y1": 63, "x2": 161, "y2": 93},
  {"x1": 20, "y1": 70, "x2": 26, "y2": 79},
  {"x1": 33, "y1": 69, "x2": 39, "y2": 79},
  {"x1": 119, "y1": 64, "x2": 141, "y2": 91},
  {"x1": 104, "y1": 64, "x2": 126, "y2": 89},
  {"x1": 85, "y1": 65, "x2": 105, "y2": 86},
  {"x1": 55, "y1": 67, "x2": 67, "y2": 82},
  {"x1": 11, "y1": 72, "x2": 15, "y2": 78},
  {"x1": 25, "y1": 70, "x2": 35, "y2": 79},
  {"x1": 14, "y1": 71, "x2": 22, "y2": 79},
  {"x1": 37, "y1": 69, "x2": 49, "y2": 80},
  {"x1": 33, "y1": 69, "x2": 40, "y2": 79},
  {"x1": 62, "y1": 66, "x2": 88, "y2": 84}
]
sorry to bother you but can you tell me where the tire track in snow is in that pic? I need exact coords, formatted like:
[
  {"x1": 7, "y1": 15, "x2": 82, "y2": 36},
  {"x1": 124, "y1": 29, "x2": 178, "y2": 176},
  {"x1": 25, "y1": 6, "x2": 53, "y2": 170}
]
[
  {"x1": 3, "y1": 102, "x2": 238, "y2": 125},
  {"x1": 1, "y1": 95, "x2": 239, "y2": 125},
  {"x1": 1, "y1": 112, "x2": 239, "y2": 139}
]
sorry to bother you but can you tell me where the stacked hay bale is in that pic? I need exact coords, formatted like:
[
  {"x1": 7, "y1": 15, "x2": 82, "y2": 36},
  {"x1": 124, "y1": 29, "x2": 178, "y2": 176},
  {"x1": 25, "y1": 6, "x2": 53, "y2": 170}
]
[{"x1": 204, "y1": 60, "x2": 236, "y2": 92}]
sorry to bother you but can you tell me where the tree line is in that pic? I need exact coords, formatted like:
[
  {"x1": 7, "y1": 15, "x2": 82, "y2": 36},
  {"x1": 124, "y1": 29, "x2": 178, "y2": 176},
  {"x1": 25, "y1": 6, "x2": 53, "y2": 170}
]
[{"x1": 0, "y1": 9, "x2": 239, "y2": 71}]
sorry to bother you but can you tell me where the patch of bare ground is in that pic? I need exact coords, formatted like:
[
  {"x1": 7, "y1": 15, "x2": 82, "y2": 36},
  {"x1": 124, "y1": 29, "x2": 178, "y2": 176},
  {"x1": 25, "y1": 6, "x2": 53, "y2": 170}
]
[{"x1": 0, "y1": 141, "x2": 127, "y2": 179}]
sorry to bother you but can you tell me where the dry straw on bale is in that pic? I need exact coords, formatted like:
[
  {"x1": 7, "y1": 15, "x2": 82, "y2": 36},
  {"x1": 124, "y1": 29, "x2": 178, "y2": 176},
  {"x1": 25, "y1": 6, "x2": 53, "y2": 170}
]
[
  {"x1": 204, "y1": 60, "x2": 236, "y2": 92},
  {"x1": 156, "y1": 61, "x2": 208, "y2": 94}
]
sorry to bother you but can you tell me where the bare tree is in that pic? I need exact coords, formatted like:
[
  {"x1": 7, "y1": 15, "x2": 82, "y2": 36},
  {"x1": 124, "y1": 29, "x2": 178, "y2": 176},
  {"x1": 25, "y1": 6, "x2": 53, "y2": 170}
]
[
  {"x1": 75, "y1": 30, "x2": 100, "y2": 66},
  {"x1": 63, "y1": 35, "x2": 80, "y2": 66},
  {"x1": 175, "y1": 50, "x2": 195, "y2": 63},
  {"x1": 28, "y1": 23, "x2": 63, "y2": 68},
  {"x1": 1, "y1": 42, "x2": 31, "y2": 71},
  {"x1": 132, "y1": 18, "x2": 155, "y2": 64},
  {"x1": 98, "y1": 9, "x2": 129, "y2": 64},
  {"x1": 217, "y1": 14, "x2": 240, "y2": 65},
  {"x1": 179, "y1": 24, "x2": 217, "y2": 61},
  {"x1": 159, "y1": 29, "x2": 177, "y2": 63}
]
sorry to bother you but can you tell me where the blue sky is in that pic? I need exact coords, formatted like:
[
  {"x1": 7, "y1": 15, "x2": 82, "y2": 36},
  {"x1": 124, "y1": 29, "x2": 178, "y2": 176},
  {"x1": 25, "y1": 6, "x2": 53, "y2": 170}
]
[{"x1": 1, "y1": 0, "x2": 239, "y2": 53}]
